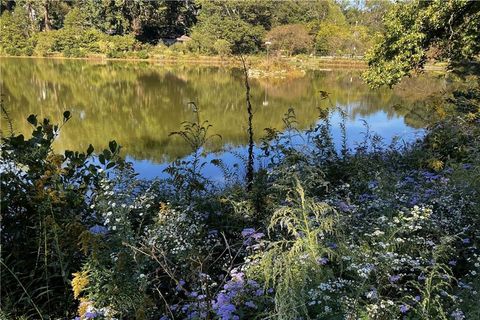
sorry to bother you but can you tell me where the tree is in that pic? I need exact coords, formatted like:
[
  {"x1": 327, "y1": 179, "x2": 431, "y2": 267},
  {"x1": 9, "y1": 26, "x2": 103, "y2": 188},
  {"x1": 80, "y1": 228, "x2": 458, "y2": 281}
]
[
  {"x1": 364, "y1": 0, "x2": 480, "y2": 87},
  {"x1": 265, "y1": 24, "x2": 313, "y2": 56},
  {"x1": 190, "y1": 1, "x2": 266, "y2": 54},
  {"x1": 0, "y1": 7, "x2": 35, "y2": 55}
]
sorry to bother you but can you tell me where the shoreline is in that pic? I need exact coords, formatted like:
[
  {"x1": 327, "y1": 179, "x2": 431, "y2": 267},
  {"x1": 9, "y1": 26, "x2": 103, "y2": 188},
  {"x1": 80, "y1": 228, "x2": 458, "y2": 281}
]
[
  {"x1": 0, "y1": 54, "x2": 447, "y2": 73},
  {"x1": 0, "y1": 53, "x2": 368, "y2": 67}
]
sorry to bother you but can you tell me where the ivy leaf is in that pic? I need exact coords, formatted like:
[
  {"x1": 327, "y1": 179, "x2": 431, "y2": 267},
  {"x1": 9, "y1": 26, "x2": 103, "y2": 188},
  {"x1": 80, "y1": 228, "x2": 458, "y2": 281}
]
[
  {"x1": 63, "y1": 111, "x2": 71, "y2": 121},
  {"x1": 87, "y1": 144, "x2": 94, "y2": 155},
  {"x1": 109, "y1": 140, "x2": 117, "y2": 153},
  {"x1": 27, "y1": 114, "x2": 37, "y2": 126}
]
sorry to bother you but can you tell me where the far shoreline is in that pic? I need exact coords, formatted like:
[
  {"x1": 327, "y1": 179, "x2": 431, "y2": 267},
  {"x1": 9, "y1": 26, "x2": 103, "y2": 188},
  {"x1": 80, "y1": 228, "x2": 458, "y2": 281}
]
[{"x1": 0, "y1": 54, "x2": 447, "y2": 73}]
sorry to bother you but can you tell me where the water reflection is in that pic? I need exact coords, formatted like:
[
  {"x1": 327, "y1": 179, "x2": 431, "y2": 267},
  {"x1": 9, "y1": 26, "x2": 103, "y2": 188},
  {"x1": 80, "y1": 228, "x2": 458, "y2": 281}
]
[{"x1": 0, "y1": 58, "x2": 457, "y2": 177}]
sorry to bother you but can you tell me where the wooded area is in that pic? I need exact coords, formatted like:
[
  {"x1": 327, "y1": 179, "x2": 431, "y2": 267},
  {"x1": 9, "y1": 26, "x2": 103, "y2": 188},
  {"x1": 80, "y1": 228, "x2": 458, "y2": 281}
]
[{"x1": 0, "y1": 0, "x2": 391, "y2": 57}]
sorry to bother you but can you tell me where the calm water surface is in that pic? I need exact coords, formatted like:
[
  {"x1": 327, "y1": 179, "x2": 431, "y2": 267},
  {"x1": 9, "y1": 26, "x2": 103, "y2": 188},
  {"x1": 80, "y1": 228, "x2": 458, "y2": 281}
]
[{"x1": 0, "y1": 58, "x2": 456, "y2": 179}]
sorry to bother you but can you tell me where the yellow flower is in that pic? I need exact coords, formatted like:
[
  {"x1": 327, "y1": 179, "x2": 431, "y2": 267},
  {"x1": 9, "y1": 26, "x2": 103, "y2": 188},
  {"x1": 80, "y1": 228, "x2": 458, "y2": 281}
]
[
  {"x1": 77, "y1": 298, "x2": 92, "y2": 318},
  {"x1": 72, "y1": 271, "x2": 89, "y2": 299},
  {"x1": 429, "y1": 159, "x2": 444, "y2": 171}
]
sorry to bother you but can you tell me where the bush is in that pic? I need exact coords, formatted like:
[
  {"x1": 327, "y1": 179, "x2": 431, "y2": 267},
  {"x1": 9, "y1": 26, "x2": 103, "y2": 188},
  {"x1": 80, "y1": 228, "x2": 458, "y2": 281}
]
[
  {"x1": 34, "y1": 31, "x2": 59, "y2": 56},
  {"x1": 136, "y1": 50, "x2": 150, "y2": 59},
  {"x1": 265, "y1": 24, "x2": 313, "y2": 56},
  {"x1": 315, "y1": 22, "x2": 355, "y2": 56},
  {"x1": 0, "y1": 9, "x2": 35, "y2": 56},
  {"x1": 105, "y1": 34, "x2": 138, "y2": 58},
  {"x1": 213, "y1": 39, "x2": 232, "y2": 56}
]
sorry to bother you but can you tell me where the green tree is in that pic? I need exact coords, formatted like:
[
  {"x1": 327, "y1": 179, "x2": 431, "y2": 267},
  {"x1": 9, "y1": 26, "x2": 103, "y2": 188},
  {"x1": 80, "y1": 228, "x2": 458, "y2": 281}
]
[
  {"x1": 266, "y1": 24, "x2": 313, "y2": 56},
  {"x1": 190, "y1": 1, "x2": 266, "y2": 54},
  {"x1": 364, "y1": 0, "x2": 480, "y2": 87},
  {"x1": 0, "y1": 7, "x2": 35, "y2": 55}
]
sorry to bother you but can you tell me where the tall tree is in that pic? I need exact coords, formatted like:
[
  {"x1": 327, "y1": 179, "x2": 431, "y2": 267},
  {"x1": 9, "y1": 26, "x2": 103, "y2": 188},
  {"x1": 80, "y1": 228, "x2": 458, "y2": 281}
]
[{"x1": 364, "y1": 0, "x2": 480, "y2": 87}]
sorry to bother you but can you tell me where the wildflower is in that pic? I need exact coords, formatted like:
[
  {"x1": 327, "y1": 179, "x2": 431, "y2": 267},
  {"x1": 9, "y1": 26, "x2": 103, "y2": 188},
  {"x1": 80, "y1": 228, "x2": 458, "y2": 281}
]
[
  {"x1": 451, "y1": 309, "x2": 465, "y2": 320},
  {"x1": 255, "y1": 289, "x2": 264, "y2": 296},
  {"x1": 366, "y1": 288, "x2": 378, "y2": 300},
  {"x1": 84, "y1": 312, "x2": 97, "y2": 319},
  {"x1": 175, "y1": 279, "x2": 186, "y2": 292},
  {"x1": 327, "y1": 242, "x2": 338, "y2": 249},
  {"x1": 337, "y1": 201, "x2": 352, "y2": 212},
  {"x1": 388, "y1": 274, "x2": 401, "y2": 283},
  {"x1": 245, "y1": 301, "x2": 257, "y2": 309},
  {"x1": 448, "y1": 260, "x2": 457, "y2": 266},
  {"x1": 241, "y1": 228, "x2": 256, "y2": 237},
  {"x1": 462, "y1": 238, "x2": 470, "y2": 244},
  {"x1": 399, "y1": 304, "x2": 410, "y2": 314},
  {"x1": 414, "y1": 295, "x2": 421, "y2": 302},
  {"x1": 317, "y1": 257, "x2": 329, "y2": 265},
  {"x1": 89, "y1": 225, "x2": 108, "y2": 235}
]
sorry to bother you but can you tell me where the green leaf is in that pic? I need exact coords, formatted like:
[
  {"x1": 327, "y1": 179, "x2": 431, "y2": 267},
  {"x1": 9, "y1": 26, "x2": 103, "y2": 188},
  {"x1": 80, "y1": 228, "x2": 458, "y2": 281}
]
[
  {"x1": 63, "y1": 111, "x2": 71, "y2": 120},
  {"x1": 99, "y1": 154, "x2": 105, "y2": 165},
  {"x1": 87, "y1": 144, "x2": 94, "y2": 155},
  {"x1": 109, "y1": 140, "x2": 118, "y2": 153},
  {"x1": 106, "y1": 162, "x2": 116, "y2": 170},
  {"x1": 27, "y1": 114, "x2": 37, "y2": 126},
  {"x1": 103, "y1": 149, "x2": 112, "y2": 160}
]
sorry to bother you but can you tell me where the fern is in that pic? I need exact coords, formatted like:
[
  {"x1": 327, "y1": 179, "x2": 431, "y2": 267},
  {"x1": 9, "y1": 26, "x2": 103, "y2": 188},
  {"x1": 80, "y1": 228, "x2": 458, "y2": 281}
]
[{"x1": 256, "y1": 178, "x2": 340, "y2": 320}]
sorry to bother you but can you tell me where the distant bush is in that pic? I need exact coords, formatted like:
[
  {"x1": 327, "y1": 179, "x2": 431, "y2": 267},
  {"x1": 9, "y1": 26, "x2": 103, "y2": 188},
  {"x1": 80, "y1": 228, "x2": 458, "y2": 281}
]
[
  {"x1": 33, "y1": 31, "x2": 58, "y2": 56},
  {"x1": 0, "y1": 9, "x2": 35, "y2": 56},
  {"x1": 315, "y1": 22, "x2": 370, "y2": 56},
  {"x1": 265, "y1": 24, "x2": 313, "y2": 56},
  {"x1": 136, "y1": 49, "x2": 150, "y2": 59},
  {"x1": 105, "y1": 34, "x2": 138, "y2": 58},
  {"x1": 213, "y1": 39, "x2": 232, "y2": 56}
]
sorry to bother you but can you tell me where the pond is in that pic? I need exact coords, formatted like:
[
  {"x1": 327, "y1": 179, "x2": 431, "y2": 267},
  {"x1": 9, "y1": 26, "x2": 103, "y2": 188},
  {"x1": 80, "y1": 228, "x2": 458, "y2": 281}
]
[{"x1": 0, "y1": 57, "x2": 457, "y2": 179}]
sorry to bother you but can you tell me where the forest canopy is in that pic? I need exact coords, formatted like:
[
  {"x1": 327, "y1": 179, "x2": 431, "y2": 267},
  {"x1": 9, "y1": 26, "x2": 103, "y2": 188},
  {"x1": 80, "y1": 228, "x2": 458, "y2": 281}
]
[
  {"x1": 0, "y1": 0, "x2": 392, "y2": 57},
  {"x1": 364, "y1": 0, "x2": 480, "y2": 87}
]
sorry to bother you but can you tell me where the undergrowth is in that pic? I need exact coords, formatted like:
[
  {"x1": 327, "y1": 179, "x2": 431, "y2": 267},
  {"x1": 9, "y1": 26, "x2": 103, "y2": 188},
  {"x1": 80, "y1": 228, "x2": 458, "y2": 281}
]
[{"x1": 1, "y1": 83, "x2": 479, "y2": 319}]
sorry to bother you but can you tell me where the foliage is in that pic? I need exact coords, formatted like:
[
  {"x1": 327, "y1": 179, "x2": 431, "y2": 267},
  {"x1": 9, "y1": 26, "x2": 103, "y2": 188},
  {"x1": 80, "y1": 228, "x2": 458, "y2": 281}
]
[
  {"x1": 364, "y1": 0, "x2": 480, "y2": 87},
  {"x1": 2, "y1": 81, "x2": 480, "y2": 319},
  {"x1": 0, "y1": 0, "x2": 383, "y2": 58},
  {"x1": 0, "y1": 8, "x2": 35, "y2": 56},
  {"x1": 0, "y1": 108, "x2": 124, "y2": 318},
  {"x1": 265, "y1": 24, "x2": 313, "y2": 56}
]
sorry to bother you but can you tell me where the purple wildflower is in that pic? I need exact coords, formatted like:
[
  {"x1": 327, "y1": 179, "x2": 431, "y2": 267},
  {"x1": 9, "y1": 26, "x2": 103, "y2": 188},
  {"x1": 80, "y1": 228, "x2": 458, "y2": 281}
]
[
  {"x1": 241, "y1": 228, "x2": 256, "y2": 237},
  {"x1": 214, "y1": 302, "x2": 236, "y2": 320},
  {"x1": 84, "y1": 312, "x2": 97, "y2": 319},
  {"x1": 462, "y1": 238, "x2": 470, "y2": 244},
  {"x1": 317, "y1": 257, "x2": 329, "y2": 265},
  {"x1": 451, "y1": 309, "x2": 466, "y2": 320},
  {"x1": 389, "y1": 274, "x2": 401, "y2": 283},
  {"x1": 399, "y1": 304, "x2": 410, "y2": 314},
  {"x1": 337, "y1": 201, "x2": 352, "y2": 212},
  {"x1": 328, "y1": 242, "x2": 338, "y2": 249},
  {"x1": 245, "y1": 301, "x2": 257, "y2": 309},
  {"x1": 89, "y1": 225, "x2": 108, "y2": 235}
]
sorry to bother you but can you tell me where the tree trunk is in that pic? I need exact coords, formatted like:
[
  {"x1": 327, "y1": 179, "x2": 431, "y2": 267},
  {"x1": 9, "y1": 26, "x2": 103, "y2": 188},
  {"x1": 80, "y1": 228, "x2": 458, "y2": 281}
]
[{"x1": 43, "y1": 0, "x2": 51, "y2": 31}]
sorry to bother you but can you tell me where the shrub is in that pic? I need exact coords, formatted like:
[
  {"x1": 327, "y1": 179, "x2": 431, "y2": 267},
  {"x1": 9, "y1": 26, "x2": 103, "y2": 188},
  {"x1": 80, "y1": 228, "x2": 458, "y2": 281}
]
[
  {"x1": 265, "y1": 24, "x2": 313, "y2": 56},
  {"x1": 34, "y1": 31, "x2": 58, "y2": 56},
  {"x1": 315, "y1": 22, "x2": 354, "y2": 56},
  {"x1": 213, "y1": 39, "x2": 232, "y2": 56},
  {"x1": 0, "y1": 9, "x2": 35, "y2": 56},
  {"x1": 0, "y1": 110, "x2": 124, "y2": 318}
]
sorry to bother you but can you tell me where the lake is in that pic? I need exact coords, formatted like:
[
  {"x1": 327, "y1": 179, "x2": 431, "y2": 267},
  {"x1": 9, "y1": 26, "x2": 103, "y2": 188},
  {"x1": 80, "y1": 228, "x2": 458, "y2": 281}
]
[{"x1": 0, "y1": 57, "x2": 456, "y2": 179}]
